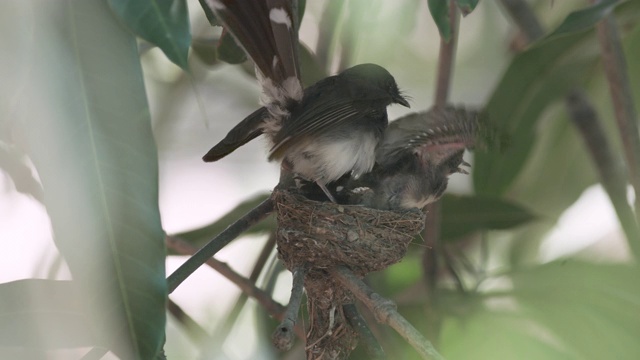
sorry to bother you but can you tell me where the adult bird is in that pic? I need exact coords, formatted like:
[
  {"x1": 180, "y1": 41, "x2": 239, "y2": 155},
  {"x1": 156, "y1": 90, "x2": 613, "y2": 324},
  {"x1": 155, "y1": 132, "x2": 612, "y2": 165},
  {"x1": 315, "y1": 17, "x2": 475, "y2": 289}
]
[{"x1": 202, "y1": 0, "x2": 409, "y2": 202}]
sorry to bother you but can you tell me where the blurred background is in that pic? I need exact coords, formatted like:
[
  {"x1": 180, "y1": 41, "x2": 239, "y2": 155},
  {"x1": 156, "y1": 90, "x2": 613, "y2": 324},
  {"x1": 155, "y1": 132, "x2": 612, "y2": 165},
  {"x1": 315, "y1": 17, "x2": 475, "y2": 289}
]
[{"x1": 1, "y1": 0, "x2": 639, "y2": 359}]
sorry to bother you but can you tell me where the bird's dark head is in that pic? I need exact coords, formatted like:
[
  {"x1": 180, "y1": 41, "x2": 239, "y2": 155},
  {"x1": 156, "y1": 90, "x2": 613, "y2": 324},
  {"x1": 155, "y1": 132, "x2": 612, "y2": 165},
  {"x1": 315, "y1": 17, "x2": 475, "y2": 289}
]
[{"x1": 341, "y1": 63, "x2": 410, "y2": 108}]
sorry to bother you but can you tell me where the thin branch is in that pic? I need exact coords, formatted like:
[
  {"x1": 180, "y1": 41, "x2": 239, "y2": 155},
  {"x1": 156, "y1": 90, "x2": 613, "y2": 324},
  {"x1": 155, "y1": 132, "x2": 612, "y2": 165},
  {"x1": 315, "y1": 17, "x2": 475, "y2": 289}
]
[
  {"x1": 343, "y1": 303, "x2": 386, "y2": 360},
  {"x1": 165, "y1": 236, "x2": 305, "y2": 340},
  {"x1": 498, "y1": 0, "x2": 545, "y2": 42},
  {"x1": 330, "y1": 267, "x2": 444, "y2": 360},
  {"x1": 272, "y1": 266, "x2": 307, "y2": 351},
  {"x1": 442, "y1": 249, "x2": 466, "y2": 293},
  {"x1": 167, "y1": 198, "x2": 274, "y2": 293},
  {"x1": 500, "y1": 0, "x2": 640, "y2": 254},
  {"x1": 594, "y1": 3, "x2": 640, "y2": 221},
  {"x1": 167, "y1": 299, "x2": 212, "y2": 346},
  {"x1": 565, "y1": 90, "x2": 640, "y2": 254},
  {"x1": 250, "y1": 232, "x2": 278, "y2": 283},
  {"x1": 213, "y1": 233, "x2": 277, "y2": 342},
  {"x1": 433, "y1": 1, "x2": 459, "y2": 107},
  {"x1": 421, "y1": 2, "x2": 459, "y2": 345}
]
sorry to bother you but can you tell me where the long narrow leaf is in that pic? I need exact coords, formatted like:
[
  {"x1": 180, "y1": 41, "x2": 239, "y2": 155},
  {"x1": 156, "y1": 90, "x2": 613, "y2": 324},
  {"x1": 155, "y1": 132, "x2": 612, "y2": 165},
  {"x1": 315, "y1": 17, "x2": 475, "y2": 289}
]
[
  {"x1": 473, "y1": 0, "x2": 632, "y2": 196},
  {"x1": 0, "y1": 280, "x2": 92, "y2": 349},
  {"x1": 13, "y1": 1, "x2": 166, "y2": 358}
]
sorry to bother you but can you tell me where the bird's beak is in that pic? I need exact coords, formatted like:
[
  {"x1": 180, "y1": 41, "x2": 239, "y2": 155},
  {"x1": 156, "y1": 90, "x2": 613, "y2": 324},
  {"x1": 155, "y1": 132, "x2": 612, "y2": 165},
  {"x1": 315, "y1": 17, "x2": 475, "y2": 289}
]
[{"x1": 394, "y1": 95, "x2": 410, "y2": 108}]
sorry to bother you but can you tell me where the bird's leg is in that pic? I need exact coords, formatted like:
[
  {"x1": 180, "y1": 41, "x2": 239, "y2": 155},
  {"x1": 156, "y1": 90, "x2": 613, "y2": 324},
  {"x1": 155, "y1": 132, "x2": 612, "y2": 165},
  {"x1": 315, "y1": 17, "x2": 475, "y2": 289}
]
[{"x1": 317, "y1": 182, "x2": 338, "y2": 203}]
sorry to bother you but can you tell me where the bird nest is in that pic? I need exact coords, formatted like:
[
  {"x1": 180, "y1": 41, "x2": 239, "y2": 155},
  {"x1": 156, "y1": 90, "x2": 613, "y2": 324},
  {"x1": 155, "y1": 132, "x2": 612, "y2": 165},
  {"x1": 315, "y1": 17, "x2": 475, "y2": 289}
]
[
  {"x1": 272, "y1": 189, "x2": 425, "y2": 359},
  {"x1": 272, "y1": 189, "x2": 425, "y2": 276}
]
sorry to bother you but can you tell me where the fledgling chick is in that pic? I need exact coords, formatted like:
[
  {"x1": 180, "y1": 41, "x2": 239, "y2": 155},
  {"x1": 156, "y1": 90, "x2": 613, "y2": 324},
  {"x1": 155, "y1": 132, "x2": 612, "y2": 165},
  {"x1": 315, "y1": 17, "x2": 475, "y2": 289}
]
[{"x1": 346, "y1": 106, "x2": 480, "y2": 210}]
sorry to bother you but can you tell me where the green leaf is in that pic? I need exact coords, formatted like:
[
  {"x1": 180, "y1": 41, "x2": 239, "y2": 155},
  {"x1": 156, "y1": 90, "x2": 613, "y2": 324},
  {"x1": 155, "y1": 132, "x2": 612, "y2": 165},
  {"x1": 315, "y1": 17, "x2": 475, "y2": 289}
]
[
  {"x1": 299, "y1": 43, "x2": 328, "y2": 87},
  {"x1": 428, "y1": 0, "x2": 451, "y2": 41},
  {"x1": 509, "y1": 261, "x2": 640, "y2": 360},
  {"x1": 11, "y1": 1, "x2": 166, "y2": 358},
  {"x1": 547, "y1": 0, "x2": 619, "y2": 38},
  {"x1": 474, "y1": 55, "x2": 598, "y2": 196},
  {"x1": 440, "y1": 194, "x2": 537, "y2": 241},
  {"x1": 108, "y1": 0, "x2": 191, "y2": 70},
  {"x1": 504, "y1": 105, "x2": 599, "y2": 265},
  {"x1": 191, "y1": 38, "x2": 218, "y2": 66},
  {"x1": 473, "y1": 0, "x2": 633, "y2": 197},
  {"x1": 174, "y1": 193, "x2": 275, "y2": 250},
  {"x1": 441, "y1": 261, "x2": 640, "y2": 359},
  {"x1": 297, "y1": 0, "x2": 307, "y2": 26},
  {"x1": 378, "y1": 253, "x2": 422, "y2": 295},
  {"x1": 455, "y1": 0, "x2": 479, "y2": 16},
  {"x1": 0, "y1": 280, "x2": 92, "y2": 348},
  {"x1": 441, "y1": 311, "x2": 576, "y2": 360},
  {"x1": 217, "y1": 30, "x2": 248, "y2": 64}
]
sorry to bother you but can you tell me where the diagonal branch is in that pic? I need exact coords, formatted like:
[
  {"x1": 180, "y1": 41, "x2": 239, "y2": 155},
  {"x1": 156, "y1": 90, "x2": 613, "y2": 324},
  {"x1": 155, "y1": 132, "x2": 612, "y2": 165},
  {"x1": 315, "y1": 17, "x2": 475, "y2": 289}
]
[
  {"x1": 499, "y1": 0, "x2": 640, "y2": 255},
  {"x1": 165, "y1": 236, "x2": 305, "y2": 340},
  {"x1": 343, "y1": 303, "x2": 386, "y2": 359},
  {"x1": 213, "y1": 233, "x2": 277, "y2": 343},
  {"x1": 565, "y1": 90, "x2": 640, "y2": 255},
  {"x1": 167, "y1": 198, "x2": 274, "y2": 293},
  {"x1": 593, "y1": 4, "x2": 640, "y2": 221}
]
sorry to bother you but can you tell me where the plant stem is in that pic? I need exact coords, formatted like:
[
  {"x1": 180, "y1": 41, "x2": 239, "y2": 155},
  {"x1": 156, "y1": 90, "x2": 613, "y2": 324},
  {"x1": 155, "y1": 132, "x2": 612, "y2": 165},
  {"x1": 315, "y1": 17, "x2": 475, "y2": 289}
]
[
  {"x1": 213, "y1": 233, "x2": 277, "y2": 343},
  {"x1": 565, "y1": 90, "x2": 640, "y2": 255},
  {"x1": 343, "y1": 303, "x2": 387, "y2": 359},
  {"x1": 165, "y1": 236, "x2": 297, "y2": 330},
  {"x1": 433, "y1": 1, "x2": 459, "y2": 107},
  {"x1": 500, "y1": 0, "x2": 640, "y2": 254},
  {"x1": 422, "y1": 0, "x2": 459, "y2": 346},
  {"x1": 167, "y1": 299, "x2": 212, "y2": 346},
  {"x1": 593, "y1": 4, "x2": 640, "y2": 222},
  {"x1": 499, "y1": 0, "x2": 544, "y2": 42},
  {"x1": 272, "y1": 266, "x2": 307, "y2": 351}
]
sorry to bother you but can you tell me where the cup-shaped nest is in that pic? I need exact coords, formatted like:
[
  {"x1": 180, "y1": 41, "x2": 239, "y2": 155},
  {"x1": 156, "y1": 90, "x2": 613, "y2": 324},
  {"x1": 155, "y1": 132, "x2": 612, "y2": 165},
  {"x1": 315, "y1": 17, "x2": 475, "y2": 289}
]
[{"x1": 273, "y1": 189, "x2": 425, "y2": 276}]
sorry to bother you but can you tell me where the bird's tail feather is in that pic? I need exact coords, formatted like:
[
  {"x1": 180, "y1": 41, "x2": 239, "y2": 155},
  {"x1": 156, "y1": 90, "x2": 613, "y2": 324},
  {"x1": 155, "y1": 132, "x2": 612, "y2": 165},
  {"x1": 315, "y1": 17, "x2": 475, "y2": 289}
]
[
  {"x1": 202, "y1": 107, "x2": 270, "y2": 162},
  {"x1": 205, "y1": 0, "x2": 301, "y2": 96}
]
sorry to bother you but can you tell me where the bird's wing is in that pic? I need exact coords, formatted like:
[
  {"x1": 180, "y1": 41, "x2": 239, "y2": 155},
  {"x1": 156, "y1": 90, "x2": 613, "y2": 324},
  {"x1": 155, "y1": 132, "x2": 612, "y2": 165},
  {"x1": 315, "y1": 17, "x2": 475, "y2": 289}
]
[
  {"x1": 268, "y1": 90, "x2": 385, "y2": 160},
  {"x1": 377, "y1": 107, "x2": 479, "y2": 166}
]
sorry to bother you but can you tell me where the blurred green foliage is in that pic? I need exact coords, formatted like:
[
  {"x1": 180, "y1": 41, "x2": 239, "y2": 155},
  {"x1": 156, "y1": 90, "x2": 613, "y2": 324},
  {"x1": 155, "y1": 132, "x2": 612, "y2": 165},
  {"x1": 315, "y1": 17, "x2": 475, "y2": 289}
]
[{"x1": 1, "y1": 0, "x2": 639, "y2": 359}]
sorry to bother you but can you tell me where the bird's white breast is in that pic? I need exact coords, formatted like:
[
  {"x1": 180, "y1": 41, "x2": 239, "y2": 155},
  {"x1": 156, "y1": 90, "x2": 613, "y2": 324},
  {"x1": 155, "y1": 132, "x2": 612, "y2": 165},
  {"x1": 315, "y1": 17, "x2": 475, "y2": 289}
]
[{"x1": 286, "y1": 131, "x2": 378, "y2": 184}]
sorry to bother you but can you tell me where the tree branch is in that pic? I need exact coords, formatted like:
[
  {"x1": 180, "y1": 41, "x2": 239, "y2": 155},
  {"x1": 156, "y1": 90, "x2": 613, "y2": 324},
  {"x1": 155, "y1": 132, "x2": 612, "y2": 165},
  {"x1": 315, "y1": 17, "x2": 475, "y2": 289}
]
[
  {"x1": 272, "y1": 266, "x2": 306, "y2": 351},
  {"x1": 165, "y1": 236, "x2": 305, "y2": 340},
  {"x1": 423, "y1": 0, "x2": 459, "y2": 346},
  {"x1": 213, "y1": 233, "x2": 277, "y2": 343},
  {"x1": 565, "y1": 90, "x2": 640, "y2": 255},
  {"x1": 166, "y1": 198, "x2": 274, "y2": 293},
  {"x1": 499, "y1": 0, "x2": 640, "y2": 255},
  {"x1": 343, "y1": 303, "x2": 386, "y2": 360},
  {"x1": 593, "y1": 2, "x2": 640, "y2": 221},
  {"x1": 167, "y1": 299, "x2": 212, "y2": 346}
]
